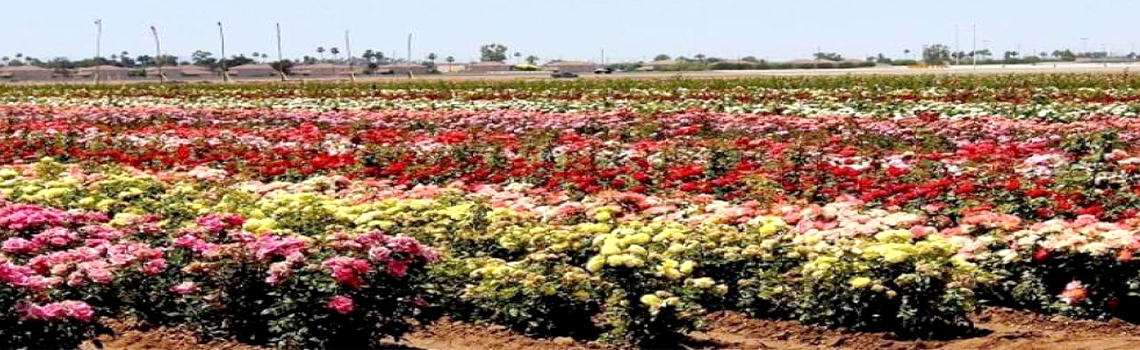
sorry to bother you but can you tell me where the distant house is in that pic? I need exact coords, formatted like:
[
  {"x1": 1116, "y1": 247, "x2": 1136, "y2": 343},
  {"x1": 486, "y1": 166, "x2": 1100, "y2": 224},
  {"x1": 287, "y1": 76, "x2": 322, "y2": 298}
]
[
  {"x1": 76, "y1": 65, "x2": 131, "y2": 80},
  {"x1": 228, "y1": 64, "x2": 279, "y2": 77},
  {"x1": 642, "y1": 59, "x2": 679, "y2": 71},
  {"x1": 435, "y1": 63, "x2": 468, "y2": 73},
  {"x1": 0, "y1": 65, "x2": 55, "y2": 80},
  {"x1": 466, "y1": 61, "x2": 511, "y2": 73},
  {"x1": 377, "y1": 63, "x2": 429, "y2": 75},
  {"x1": 145, "y1": 66, "x2": 215, "y2": 78},
  {"x1": 292, "y1": 63, "x2": 357, "y2": 77}
]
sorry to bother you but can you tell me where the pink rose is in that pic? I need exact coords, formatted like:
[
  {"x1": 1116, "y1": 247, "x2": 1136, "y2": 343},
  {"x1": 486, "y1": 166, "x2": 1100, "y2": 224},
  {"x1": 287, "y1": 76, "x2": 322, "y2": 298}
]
[
  {"x1": 386, "y1": 260, "x2": 408, "y2": 278},
  {"x1": 1060, "y1": 280, "x2": 1088, "y2": 306},
  {"x1": 368, "y1": 246, "x2": 392, "y2": 262},
  {"x1": 142, "y1": 259, "x2": 167, "y2": 275},
  {"x1": 61, "y1": 301, "x2": 94, "y2": 322},
  {"x1": 23, "y1": 303, "x2": 64, "y2": 320},
  {"x1": 2, "y1": 237, "x2": 40, "y2": 254},
  {"x1": 169, "y1": 281, "x2": 199, "y2": 294},
  {"x1": 327, "y1": 295, "x2": 355, "y2": 314}
]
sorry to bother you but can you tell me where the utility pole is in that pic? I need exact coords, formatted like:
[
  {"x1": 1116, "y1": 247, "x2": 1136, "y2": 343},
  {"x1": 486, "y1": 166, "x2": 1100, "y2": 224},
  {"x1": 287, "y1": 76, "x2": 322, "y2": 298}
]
[
  {"x1": 814, "y1": 45, "x2": 820, "y2": 70},
  {"x1": 948, "y1": 25, "x2": 957, "y2": 66},
  {"x1": 600, "y1": 48, "x2": 605, "y2": 66},
  {"x1": 345, "y1": 30, "x2": 355, "y2": 82},
  {"x1": 218, "y1": 22, "x2": 229, "y2": 82},
  {"x1": 94, "y1": 19, "x2": 102, "y2": 84},
  {"x1": 1081, "y1": 37, "x2": 1089, "y2": 54},
  {"x1": 406, "y1": 33, "x2": 413, "y2": 78},
  {"x1": 972, "y1": 23, "x2": 977, "y2": 69},
  {"x1": 276, "y1": 23, "x2": 286, "y2": 81},
  {"x1": 150, "y1": 26, "x2": 165, "y2": 83}
]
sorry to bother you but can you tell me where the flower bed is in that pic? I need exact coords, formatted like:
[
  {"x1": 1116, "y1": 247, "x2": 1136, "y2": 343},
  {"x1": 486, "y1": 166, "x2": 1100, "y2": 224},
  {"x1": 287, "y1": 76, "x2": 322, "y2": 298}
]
[{"x1": 3, "y1": 75, "x2": 1140, "y2": 348}]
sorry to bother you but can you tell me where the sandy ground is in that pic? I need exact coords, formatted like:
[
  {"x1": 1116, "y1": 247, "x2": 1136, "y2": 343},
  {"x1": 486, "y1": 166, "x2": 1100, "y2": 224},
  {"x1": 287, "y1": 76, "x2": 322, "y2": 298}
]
[
  {"x1": 8, "y1": 62, "x2": 1140, "y2": 86},
  {"x1": 89, "y1": 307, "x2": 1140, "y2": 350}
]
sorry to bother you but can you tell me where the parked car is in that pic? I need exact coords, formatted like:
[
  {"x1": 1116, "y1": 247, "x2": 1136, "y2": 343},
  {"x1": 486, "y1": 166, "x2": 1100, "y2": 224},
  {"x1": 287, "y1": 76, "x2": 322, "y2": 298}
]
[
  {"x1": 593, "y1": 67, "x2": 614, "y2": 74},
  {"x1": 551, "y1": 71, "x2": 578, "y2": 78}
]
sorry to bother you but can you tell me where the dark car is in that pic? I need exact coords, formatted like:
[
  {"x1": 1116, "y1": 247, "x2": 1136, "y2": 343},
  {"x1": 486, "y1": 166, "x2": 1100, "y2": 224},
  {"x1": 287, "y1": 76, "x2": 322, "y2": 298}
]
[{"x1": 551, "y1": 71, "x2": 578, "y2": 78}]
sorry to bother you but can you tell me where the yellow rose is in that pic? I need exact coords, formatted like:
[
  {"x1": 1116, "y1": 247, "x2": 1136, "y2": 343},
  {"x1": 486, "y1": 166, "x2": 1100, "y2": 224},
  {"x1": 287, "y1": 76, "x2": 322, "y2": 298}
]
[
  {"x1": 758, "y1": 223, "x2": 780, "y2": 236},
  {"x1": 882, "y1": 249, "x2": 910, "y2": 263},
  {"x1": 586, "y1": 256, "x2": 606, "y2": 272},
  {"x1": 626, "y1": 244, "x2": 648, "y2": 256},
  {"x1": 594, "y1": 211, "x2": 612, "y2": 222},
  {"x1": 679, "y1": 261, "x2": 695, "y2": 274},
  {"x1": 689, "y1": 277, "x2": 716, "y2": 289},
  {"x1": 639, "y1": 294, "x2": 662, "y2": 308},
  {"x1": 849, "y1": 277, "x2": 872, "y2": 288},
  {"x1": 600, "y1": 243, "x2": 621, "y2": 256},
  {"x1": 627, "y1": 233, "x2": 651, "y2": 245}
]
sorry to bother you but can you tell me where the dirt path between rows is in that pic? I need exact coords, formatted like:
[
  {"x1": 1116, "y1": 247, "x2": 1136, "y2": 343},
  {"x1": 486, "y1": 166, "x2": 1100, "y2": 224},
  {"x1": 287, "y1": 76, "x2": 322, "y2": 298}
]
[{"x1": 92, "y1": 307, "x2": 1140, "y2": 350}]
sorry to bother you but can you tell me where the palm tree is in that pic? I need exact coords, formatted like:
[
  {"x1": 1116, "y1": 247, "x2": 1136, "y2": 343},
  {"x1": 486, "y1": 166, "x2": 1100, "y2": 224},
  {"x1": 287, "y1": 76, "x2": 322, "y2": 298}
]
[
  {"x1": 513, "y1": 52, "x2": 521, "y2": 64},
  {"x1": 427, "y1": 53, "x2": 437, "y2": 63},
  {"x1": 525, "y1": 55, "x2": 539, "y2": 65},
  {"x1": 903, "y1": 49, "x2": 911, "y2": 60},
  {"x1": 330, "y1": 47, "x2": 340, "y2": 60},
  {"x1": 446, "y1": 56, "x2": 455, "y2": 64},
  {"x1": 317, "y1": 47, "x2": 326, "y2": 60}
]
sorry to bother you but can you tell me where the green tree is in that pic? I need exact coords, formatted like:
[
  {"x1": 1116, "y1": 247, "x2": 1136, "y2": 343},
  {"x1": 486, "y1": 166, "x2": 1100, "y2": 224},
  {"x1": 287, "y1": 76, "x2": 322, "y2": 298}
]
[
  {"x1": 317, "y1": 47, "x2": 326, "y2": 59},
  {"x1": 653, "y1": 54, "x2": 671, "y2": 61},
  {"x1": 330, "y1": 47, "x2": 340, "y2": 60},
  {"x1": 525, "y1": 55, "x2": 539, "y2": 64},
  {"x1": 136, "y1": 55, "x2": 153, "y2": 67},
  {"x1": 270, "y1": 60, "x2": 294, "y2": 75},
  {"x1": 480, "y1": 43, "x2": 508, "y2": 62},
  {"x1": 427, "y1": 53, "x2": 437, "y2": 63},
  {"x1": 446, "y1": 56, "x2": 455, "y2": 63},
  {"x1": 191, "y1": 50, "x2": 217, "y2": 67},
  {"x1": 813, "y1": 52, "x2": 843, "y2": 61},
  {"x1": 922, "y1": 44, "x2": 951, "y2": 64}
]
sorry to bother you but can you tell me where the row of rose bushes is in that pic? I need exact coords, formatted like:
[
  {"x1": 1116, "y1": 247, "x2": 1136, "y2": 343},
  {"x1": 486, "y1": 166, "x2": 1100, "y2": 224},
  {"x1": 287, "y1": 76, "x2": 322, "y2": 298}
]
[
  {"x1": 4, "y1": 161, "x2": 1140, "y2": 347},
  {"x1": 7, "y1": 74, "x2": 1140, "y2": 100},
  {"x1": 0, "y1": 198, "x2": 439, "y2": 349},
  {"x1": 4, "y1": 94, "x2": 1137, "y2": 119},
  {"x1": 5, "y1": 106, "x2": 1140, "y2": 222}
]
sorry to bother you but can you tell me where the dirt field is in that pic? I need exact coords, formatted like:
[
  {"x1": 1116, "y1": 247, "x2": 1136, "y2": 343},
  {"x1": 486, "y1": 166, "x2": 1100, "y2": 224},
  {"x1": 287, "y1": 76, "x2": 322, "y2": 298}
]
[{"x1": 89, "y1": 307, "x2": 1140, "y2": 350}]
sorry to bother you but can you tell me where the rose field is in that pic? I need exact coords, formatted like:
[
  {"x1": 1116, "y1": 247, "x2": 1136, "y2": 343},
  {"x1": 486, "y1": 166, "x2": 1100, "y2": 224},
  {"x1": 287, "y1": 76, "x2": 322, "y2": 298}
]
[{"x1": 5, "y1": 74, "x2": 1140, "y2": 349}]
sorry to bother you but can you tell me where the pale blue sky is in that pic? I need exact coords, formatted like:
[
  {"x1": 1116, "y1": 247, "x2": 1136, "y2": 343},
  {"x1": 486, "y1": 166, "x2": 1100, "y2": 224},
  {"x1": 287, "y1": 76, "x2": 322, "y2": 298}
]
[{"x1": 1, "y1": 0, "x2": 1136, "y2": 63}]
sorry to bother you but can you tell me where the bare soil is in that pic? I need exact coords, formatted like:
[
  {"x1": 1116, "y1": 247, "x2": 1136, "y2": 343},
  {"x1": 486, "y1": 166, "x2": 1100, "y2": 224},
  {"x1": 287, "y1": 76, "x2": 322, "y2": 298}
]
[{"x1": 92, "y1": 307, "x2": 1140, "y2": 350}]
